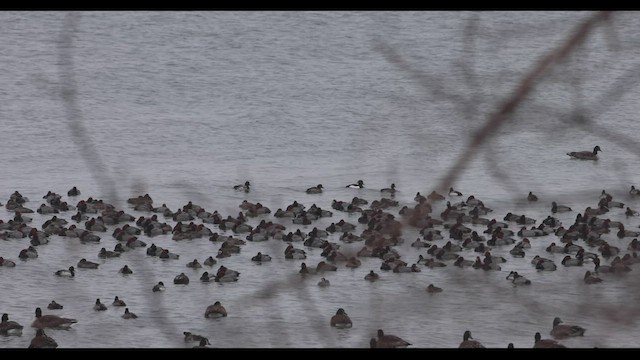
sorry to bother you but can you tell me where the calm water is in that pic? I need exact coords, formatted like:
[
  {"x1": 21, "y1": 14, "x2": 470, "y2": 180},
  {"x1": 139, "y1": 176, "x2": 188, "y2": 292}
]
[{"x1": 2, "y1": 11, "x2": 640, "y2": 348}]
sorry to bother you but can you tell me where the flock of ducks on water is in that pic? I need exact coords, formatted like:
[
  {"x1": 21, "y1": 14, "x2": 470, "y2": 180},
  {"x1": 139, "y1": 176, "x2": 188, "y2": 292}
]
[{"x1": 1, "y1": 146, "x2": 638, "y2": 348}]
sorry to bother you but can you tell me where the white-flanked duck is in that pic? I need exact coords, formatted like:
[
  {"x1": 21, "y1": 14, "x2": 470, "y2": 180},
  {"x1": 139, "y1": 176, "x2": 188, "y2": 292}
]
[
  {"x1": 0, "y1": 313, "x2": 23, "y2": 336},
  {"x1": 346, "y1": 180, "x2": 364, "y2": 189},
  {"x1": 329, "y1": 308, "x2": 352, "y2": 328},
  {"x1": 205, "y1": 301, "x2": 227, "y2": 318},
  {"x1": 506, "y1": 271, "x2": 531, "y2": 285}
]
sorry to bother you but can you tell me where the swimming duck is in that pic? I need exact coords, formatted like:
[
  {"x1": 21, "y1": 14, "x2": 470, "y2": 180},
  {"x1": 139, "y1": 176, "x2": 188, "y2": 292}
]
[
  {"x1": 186, "y1": 259, "x2": 202, "y2": 269},
  {"x1": 550, "y1": 317, "x2": 585, "y2": 339},
  {"x1": 251, "y1": 252, "x2": 272, "y2": 262},
  {"x1": 112, "y1": 296, "x2": 126, "y2": 307},
  {"x1": 47, "y1": 301, "x2": 63, "y2": 310},
  {"x1": 174, "y1": 273, "x2": 190, "y2": 285},
  {"x1": 346, "y1": 180, "x2": 364, "y2": 189},
  {"x1": 533, "y1": 332, "x2": 566, "y2": 348},
  {"x1": 527, "y1": 191, "x2": 538, "y2": 202},
  {"x1": 373, "y1": 329, "x2": 411, "y2": 348},
  {"x1": 122, "y1": 308, "x2": 138, "y2": 319},
  {"x1": 0, "y1": 257, "x2": 16, "y2": 267},
  {"x1": 459, "y1": 330, "x2": 485, "y2": 348},
  {"x1": 184, "y1": 331, "x2": 210, "y2": 344},
  {"x1": 506, "y1": 271, "x2": 531, "y2": 285},
  {"x1": 0, "y1": 313, "x2": 23, "y2": 336},
  {"x1": 364, "y1": 270, "x2": 380, "y2": 282},
  {"x1": 119, "y1": 265, "x2": 133, "y2": 274},
  {"x1": 77, "y1": 258, "x2": 99, "y2": 269},
  {"x1": 205, "y1": 301, "x2": 227, "y2": 318},
  {"x1": 330, "y1": 308, "x2": 352, "y2": 328},
  {"x1": 29, "y1": 328, "x2": 58, "y2": 348},
  {"x1": 31, "y1": 307, "x2": 77, "y2": 329},
  {"x1": 306, "y1": 184, "x2": 323, "y2": 194},
  {"x1": 152, "y1": 281, "x2": 166, "y2": 292},
  {"x1": 55, "y1": 266, "x2": 75, "y2": 277},
  {"x1": 551, "y1": 201, "x2": 572, "y2": 213},
  {"x1": 566, "y1": 145, "x2": 601, "y2": 160},
  {"x1": 449, "y1": 187, "x2": 463, "y2": 196},
  {"x1": 583, "y1": 270, "x2": 602, "y2": 284},
  {"x1": 426, "y1": 284, "x2": 443, "y2": 294},
  {"x1": 381, "y1": 183, "x2": 396, "y2": 194},
  {"x1": 93, "y1": 298, "x2": 107, "y2": 311},
  {"x1": 233, "y1": 181, "x2": 250, "y2": 193},
  {"x1": 67, "y1": 186, "x2": 81, "y2": 197}
]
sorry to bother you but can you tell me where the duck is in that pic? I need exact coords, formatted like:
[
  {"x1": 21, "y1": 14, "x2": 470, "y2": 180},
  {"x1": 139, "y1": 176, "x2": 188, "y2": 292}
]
[
  {"x1": 533, "y1": 332, "x2": 566, "y2": 348},
  {"x1": 346, "y1": 180, "x2": 364, "y2": 189},
  {"x1": 205, "y1": 301, "x2": 227, "y2": 318},
  {"x1": 550, "y1": 317, "x2": 585, "y2": 339},
  {"x1": 459, "y1": 330, "x2": 485, "y2": 348},
  {"x1": 449, "y1": 187, "x2": 463, "y2": 196},
  {"x1": 77, "y1": 258, "x2": 99, "y2": 269},
  {"x1": 584, "y1": 270, "x2": 602, "y2": 284},
  {"x1": 251, "y1": 252, "x2": 272, "y2": 262},
  {"x1": 93, "y1": 298, "x2": 107, "y2": 311},
  {"x1": 535, "y1": 258, "x2": 557, "y2": 271},
  {"x1": 152, "y1": 281, "x2": 166, "y2": 292},
  {"x1": 29, "y1": 328, "x2": 58, "y2": 348},
  {"x1": 47, "y1": 301, "x2": 63, "y2": 310},
  {"x1": 506, "y1": 271, "x2": 531, "y2": 285},
  {"x1": 184, "y1": 331, "x2": 210, "y2": 344},
  {"x1": 233, "y1": 181, "x2": 250, "y2": 193},
  {"x1": 426, "y1": 284, "x2": 443, "y2": 294},
  {"x1": 374, "y1": 329, "x2": 411, "y2": 348},
  {"x1": 630, "y1": 185, "x2": 640, "y2": 196},
  {"x1": 427, "y1": 190, "x2": 445, "y2": 201},
  {"x1": 306, "y1": 184, "x2": 323, "y2": 194},
  {"x1": 122, "y1": 308, "x2": 138, "y2": 319},
  {"x1": 561, "y1": 255, "x2": 583, "y2": 267},
  {"x1": 98, "y1": 247, "x2": 121, "y2": 258},
  {"x1": 186, "y1": 259, "x2": 202, "y2": 269},
  {"x1": 112, "y1": 296, "x2": 126, "y2": 307},
  {"x1": 379, "y1": 182, "x2": 397, "y2": 194},
  {"x1": 527, "y1": 191, "x2": 538, "y2": 202},
  {"x1": 31, "y1": 307, "x2": 77, "y2": 329},
  {"x1": 19, "y1": 246, "x2": 38, "y2": 259},
  {"x1": 0, "y1": 257, "x2": 16, "y2": 267},
  {"x1": 67, "y1": 186, "x2": 81, "y2": 197},
  {"x1": 203, "y1": 256, "x2": 217, "y2": 266},
  {"x1": 55, "y1": 266, "x2": 75, "y2": 277},
  {"x1": 318, "y1": 277, "x2": 331, "y2": 287},
  {"x1": 364, "y1": 270, "x2": 380, "y2": 282},
  {"x1": 566, "y1": 145, "x2": 601, "y2": 160},
  {"x1": 316, "y1": 261, "x2": 338, "y2": 272},
  {"x1": 215, "y1": 266, "x2": 240, "y2": 282},
  {"x1": 119, "y1": 265, "x2": 133, "y2": 274},
  {"x1": 193, "y1": 338, "x2": 210, "y2": 348},
  {"x1": 330, "y1": 308, "x2": 352, "y2": 328},
  {"x1": 174, "y1": 273, "x2": 190, "y2": 285},
  {"x1": 0, "y1": 313, "x2": 23, "y2": 336},
  {"x1": 551, "y1": 201, "x2": 572, "y2": 213}
]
